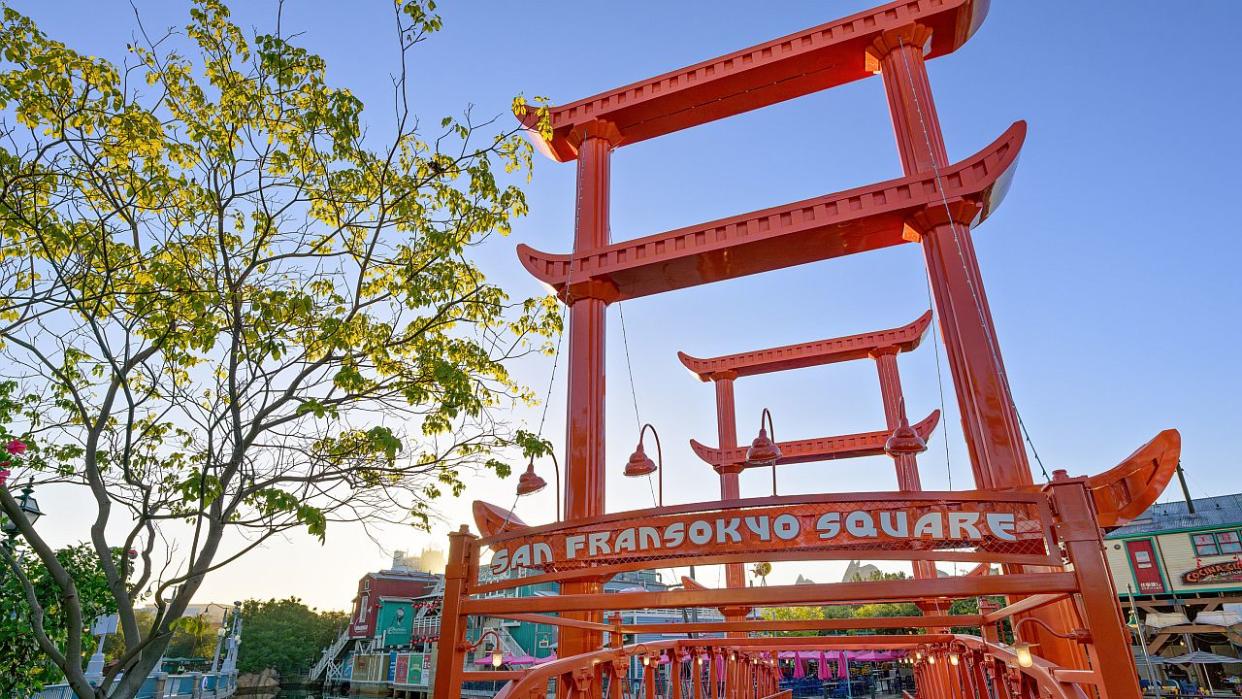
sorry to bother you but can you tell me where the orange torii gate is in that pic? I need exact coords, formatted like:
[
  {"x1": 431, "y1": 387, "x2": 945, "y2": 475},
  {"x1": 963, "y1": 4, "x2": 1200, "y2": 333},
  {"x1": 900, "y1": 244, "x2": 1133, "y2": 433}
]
[
  {"x1": 433, "y1": 0, "x2": 1183, "y2": 697},
  {"x1": 680, "y1": 311, "x2": 942, "y2": 602}
]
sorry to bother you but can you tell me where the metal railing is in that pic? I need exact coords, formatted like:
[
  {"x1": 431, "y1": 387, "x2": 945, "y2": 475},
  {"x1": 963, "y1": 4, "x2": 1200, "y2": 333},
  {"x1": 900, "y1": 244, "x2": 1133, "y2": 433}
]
[
  {"x1": 309, "y1": 628, "x2": 351, "y2": 681},
  {"x1": 33, "y1": 671, "x2": 238, "y2": 699}
]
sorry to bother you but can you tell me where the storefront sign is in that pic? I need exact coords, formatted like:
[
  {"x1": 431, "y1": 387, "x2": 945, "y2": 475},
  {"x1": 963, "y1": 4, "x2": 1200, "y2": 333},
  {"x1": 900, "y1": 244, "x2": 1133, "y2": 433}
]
[
  {"x1": 488, "y1": 501, "x2": 1039, "y2": 576},
  {"x1": 1182, "y1": 560, "x2": 1242, "y2": 585},
  {"x1": 375, "y1": 600, "x2": 413, "y2": 645}
]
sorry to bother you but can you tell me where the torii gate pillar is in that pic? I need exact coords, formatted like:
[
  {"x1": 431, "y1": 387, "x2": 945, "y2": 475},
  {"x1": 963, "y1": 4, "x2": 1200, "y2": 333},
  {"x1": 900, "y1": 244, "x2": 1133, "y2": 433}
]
[
  {"x1": 561, "y1": 122, "x2": 621, "y2": 672},
  {"x1": 867, "y1": 25, "x2": 1028, "y2": 489},
  {"x1": 711, "y1": 372, "x2": 748, "y2": 632},
  {"x1": 867, "y1": 25, "x2": 1086, "y2": 671}
]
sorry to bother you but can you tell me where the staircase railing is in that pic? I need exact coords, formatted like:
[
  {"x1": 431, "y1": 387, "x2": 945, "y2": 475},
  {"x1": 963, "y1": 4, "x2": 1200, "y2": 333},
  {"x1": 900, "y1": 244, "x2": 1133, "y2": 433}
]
[{"x1": 309, "y1": 629, "x2": 350, "y2": 681}]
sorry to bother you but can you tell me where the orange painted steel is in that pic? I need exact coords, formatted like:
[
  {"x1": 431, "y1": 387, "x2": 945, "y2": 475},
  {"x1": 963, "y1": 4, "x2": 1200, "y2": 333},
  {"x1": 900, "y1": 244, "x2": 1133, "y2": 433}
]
[
  {"x1": 517, "y1": 122, "x2": 1024, "y2": 303},
  {"x1": 481, "y1": 635, "x2": 1100, "y2": 699},
  {"x1": 1085, "y1": 428, "x2": 1181, "y2": 528},
  {"x1": 515, "y1": 0, "x2": 989, "y2": 162},
  {"x1": 683, "y1": 312, "x2": 936, "y2": 629},
  {"x1": 679, "y1": 311, "x2": 932, "y2": 380},
  {"x1": 559, "y1": 121, "x2": 616, "y2": 674},
  {"x1": 428, "y1": 1, "x2": 1185, "y2": 697},
  {"x1": 690, "y1": 410, "x2": 940, "y2": 468}
]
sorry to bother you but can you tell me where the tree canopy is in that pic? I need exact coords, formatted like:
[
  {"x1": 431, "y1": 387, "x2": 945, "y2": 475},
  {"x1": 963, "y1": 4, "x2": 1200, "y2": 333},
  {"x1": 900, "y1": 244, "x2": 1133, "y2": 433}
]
[
  {"x1": 0, "y1": 543, "x2": 119, "y2": 697},
  {"x1": 0, "y1": 0, "x2": 554, "y2": 696},
  {"x1": 237, "y1": 598, "x2": 347, "y2": 677}
]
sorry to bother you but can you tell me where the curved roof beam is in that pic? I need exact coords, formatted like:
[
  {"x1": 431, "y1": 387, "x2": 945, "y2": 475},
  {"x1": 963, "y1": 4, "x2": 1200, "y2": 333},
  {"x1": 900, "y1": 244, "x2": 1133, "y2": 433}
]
[
  {"x1": 679, "y1": 311, "x2": 932, "y2": 381},
  {"x1": 516, "y1": 0, "x2": 991, "y2": 161},
  {"x1": 518, "y1": 122, "x2": 1024, "y2": 303},
  {"x1": 691, "y1": 410, "x2": 940, "y2": 470}
]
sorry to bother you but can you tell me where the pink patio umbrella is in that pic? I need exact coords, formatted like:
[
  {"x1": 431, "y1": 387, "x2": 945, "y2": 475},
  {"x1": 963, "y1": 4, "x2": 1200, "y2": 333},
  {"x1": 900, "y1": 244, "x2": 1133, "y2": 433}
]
[
  {"x1": 836, "y1": 651, "x2": 848, "y2": 680},
  {"x1": 793, "y1": 653, "x2": 806, "y2": 678},
  {"x1": 817, "y1": 651, "x2": 830, "y2": 680}
]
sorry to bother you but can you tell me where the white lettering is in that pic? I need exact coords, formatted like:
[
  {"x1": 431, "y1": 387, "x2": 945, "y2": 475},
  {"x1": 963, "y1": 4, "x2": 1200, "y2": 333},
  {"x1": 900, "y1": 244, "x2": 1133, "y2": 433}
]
[
  {"x1": 614, "y1": 528, "x2": 638, "y2": 553},
  {"x1": 566, "y1": 535, "x2": 587, "y2": 559},
  {"x1": 745, "y1": 516, "x2": 772, "y2": 541},
  {"x1": 879, "y1": 511, "x2": 909, "y2": 537},
  {"x1": 533, "y1": 543, "x2": 552, "y2": 566},
  {"x1": 845, "y1": 511, "x2": 878, "y2": 538},
  {"x1": 490, "y1": 549, "x2": 509, "y2": 575},
  {"x1": 664, "y1": 522, "x2": 686, "y2": 548},
  {"x1": 948, "y1": 512, "x2": 982, "y2": 540},
  {"x1": 717, "y1": 518, "x2": 742, "y2": 544},
  {"x1": 511, "y1": 545, "x2": 530, "y2": 569},
  {"x1": 688, "y1": 520, "x2": 713, "y2": 545},
  {"x1": 913, "y1": 513, "x2": 944, "y2": 538},
  {"x1": 986, "y1": 513, "x2": 1017, "y2": 542},
  {"x1": 773, "y1": 514, "x2": 800, "y2": 541},
  {"x1": 639, "y1": 527, "x2": 661, "y2": 551},
  {"x1": 588, "y1": 531, "x2": 611, "y2": 556},
  {"x1": 816, "y1": 512, "x2": 841, "y2": 539}
]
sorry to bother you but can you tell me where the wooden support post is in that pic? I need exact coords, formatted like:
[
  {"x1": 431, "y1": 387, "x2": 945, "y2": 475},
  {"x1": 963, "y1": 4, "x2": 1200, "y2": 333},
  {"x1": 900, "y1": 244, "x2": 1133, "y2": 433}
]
[
  {"x1": 1047, "y1": 471, "x2": 1141, "y2": 699},
  {"x1": 431, "y1": 526, "x2": 473, "y2": 699},
  {"x1": 561, "y1": 124, "x2": 620, "y2": 691}
]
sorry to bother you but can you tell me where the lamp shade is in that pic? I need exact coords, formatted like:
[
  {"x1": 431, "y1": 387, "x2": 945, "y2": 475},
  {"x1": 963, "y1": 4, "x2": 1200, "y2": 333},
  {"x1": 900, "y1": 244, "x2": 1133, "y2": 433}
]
[
  {"x1": 745, "y1": 427, "x2": 781, "y2": 466},
  {"x1": 515, "y1": 460, "x2": 547, "y2": 496},
  {"x1": 884, "y1": 417, "x2": 926, "y2": 456},
  {"x1": 624, "y1": 443, "x2": 657, "y2": 477}
]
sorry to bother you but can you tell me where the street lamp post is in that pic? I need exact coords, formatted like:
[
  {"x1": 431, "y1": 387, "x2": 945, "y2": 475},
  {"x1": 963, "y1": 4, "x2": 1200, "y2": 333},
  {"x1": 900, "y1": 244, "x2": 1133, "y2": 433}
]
[
  {"x1": 2, "y1": 478, "x2": 44, "y2": 547},
  {"x1": 1127, "y1": 585, "x2": 1162, "y2": 698}
]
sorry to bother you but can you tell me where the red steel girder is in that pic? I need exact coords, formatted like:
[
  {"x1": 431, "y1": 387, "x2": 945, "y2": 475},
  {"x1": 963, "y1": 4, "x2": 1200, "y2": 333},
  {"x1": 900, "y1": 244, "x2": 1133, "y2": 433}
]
[
  {"x1": 690, "y1": 409, "x2": 939, "y2": 469},
  {"x1": 517, "y1": 122, "x2": 1024, "y2": 303},
  {"x1": 461, "y1": 571, "x2": 1078, "y2": 615},
  {"x1": 679, "y1": 311, "x2": 931, "y2": 381},
  {"x1": 516, "y1": 0, "x2": 990, "y2": 162}
]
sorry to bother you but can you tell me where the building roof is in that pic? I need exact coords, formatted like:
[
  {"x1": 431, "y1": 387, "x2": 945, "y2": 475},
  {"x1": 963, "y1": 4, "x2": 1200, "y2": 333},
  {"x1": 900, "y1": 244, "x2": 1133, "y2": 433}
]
[{"x1": 1107, "y1": 493, "x2": 1242, "y2": 538}]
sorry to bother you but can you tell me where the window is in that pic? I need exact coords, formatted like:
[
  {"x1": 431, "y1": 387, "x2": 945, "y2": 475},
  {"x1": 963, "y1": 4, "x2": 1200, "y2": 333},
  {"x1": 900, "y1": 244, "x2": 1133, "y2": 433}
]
[
  {"x1": 1193, "y1": 534, "x2": 1218, "y2": 556},
  {"x1": 1217, "y1": 531, "x2": 1242, "y2": 554}
]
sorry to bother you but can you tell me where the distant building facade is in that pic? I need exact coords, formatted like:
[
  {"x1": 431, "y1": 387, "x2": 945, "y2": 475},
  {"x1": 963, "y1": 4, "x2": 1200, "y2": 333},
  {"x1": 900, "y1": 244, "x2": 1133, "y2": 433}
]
[
  {"x1": 1106, "y1": 493, "x2": 1242, "y2": 598},
  {"x1": 1104, "y1": 493, "x2": 1242, "y2": 690},
  {"x1": 348, "y1": 552, "x2": 441, "y2": 641}
]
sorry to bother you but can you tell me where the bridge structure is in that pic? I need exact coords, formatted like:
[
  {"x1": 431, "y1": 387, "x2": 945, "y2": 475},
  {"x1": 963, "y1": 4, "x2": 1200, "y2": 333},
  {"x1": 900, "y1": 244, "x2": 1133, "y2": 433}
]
[{"x1": 434, "y1": 1, "x2": 1183, "y2": 697}]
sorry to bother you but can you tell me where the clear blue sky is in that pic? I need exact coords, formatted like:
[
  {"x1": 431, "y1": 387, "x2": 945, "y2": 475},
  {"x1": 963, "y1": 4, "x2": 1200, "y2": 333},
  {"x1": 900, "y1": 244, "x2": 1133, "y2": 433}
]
[{"x1": 14, "y1": 0, "x2": 1242, "y2": 609}]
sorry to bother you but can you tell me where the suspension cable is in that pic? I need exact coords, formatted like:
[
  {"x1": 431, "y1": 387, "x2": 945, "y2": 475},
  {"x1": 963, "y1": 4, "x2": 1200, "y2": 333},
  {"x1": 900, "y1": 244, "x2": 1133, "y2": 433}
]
[{"x1": 896, "y1": 36, "x2": 1052, "y2": 483}]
